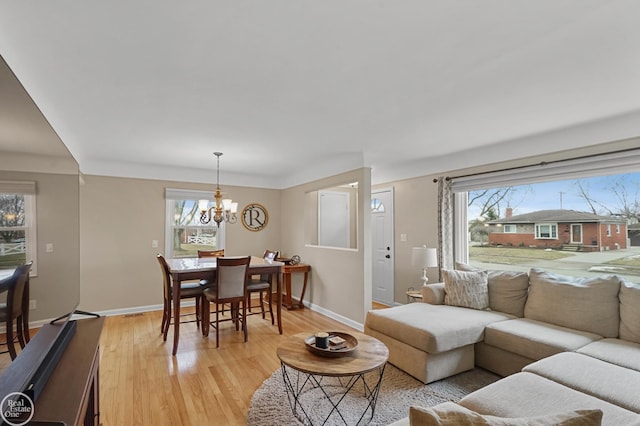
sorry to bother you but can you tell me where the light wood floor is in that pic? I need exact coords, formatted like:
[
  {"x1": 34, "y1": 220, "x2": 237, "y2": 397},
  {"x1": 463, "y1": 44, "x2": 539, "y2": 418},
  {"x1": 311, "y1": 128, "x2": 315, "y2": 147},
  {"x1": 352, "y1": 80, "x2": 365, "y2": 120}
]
[{"x1": 98, "y1": 305, "x2": 360, "y2": 426}]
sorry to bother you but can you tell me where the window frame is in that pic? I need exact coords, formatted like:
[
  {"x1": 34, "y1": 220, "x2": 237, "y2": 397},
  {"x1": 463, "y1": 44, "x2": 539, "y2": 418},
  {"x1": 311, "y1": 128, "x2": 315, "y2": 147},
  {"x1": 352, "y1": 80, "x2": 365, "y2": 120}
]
[
  {"x1": 452, "y1": 148, "x2": 640, "y2": 266},
  {"x1": 502, "y1": 224, "x2": 516, "y2": 233},
  {"x1": 164, "y1": 188, "x2": 226, "y2": 258},
  {"x1": 534, "y1": 223, "x2": 558, "y2": 239},
  {"x1": 0, "y1": 181, "x2": 38, "y2": 276}
]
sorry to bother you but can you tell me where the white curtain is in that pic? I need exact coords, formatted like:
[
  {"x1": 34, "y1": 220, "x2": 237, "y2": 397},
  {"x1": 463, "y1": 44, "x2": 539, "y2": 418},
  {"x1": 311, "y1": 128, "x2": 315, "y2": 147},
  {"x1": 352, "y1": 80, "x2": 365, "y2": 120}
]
[{"x1": 437, "y1": 176, "x2": 454, "y2": 280}]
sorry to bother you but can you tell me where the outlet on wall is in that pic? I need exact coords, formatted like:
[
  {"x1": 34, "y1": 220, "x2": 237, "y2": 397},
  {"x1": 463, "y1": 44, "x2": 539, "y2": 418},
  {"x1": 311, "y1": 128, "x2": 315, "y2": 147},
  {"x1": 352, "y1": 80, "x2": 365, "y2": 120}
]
[{"x1": 29, "y1": 299, "x2": 36, "y2": 310}]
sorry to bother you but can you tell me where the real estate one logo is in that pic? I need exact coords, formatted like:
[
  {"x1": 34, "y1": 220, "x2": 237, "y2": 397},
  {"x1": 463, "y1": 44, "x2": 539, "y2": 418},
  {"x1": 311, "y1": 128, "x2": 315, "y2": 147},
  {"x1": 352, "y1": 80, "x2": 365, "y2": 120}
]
[{"x1": 1, "y1": 392, "x2": 34, "y2": 426}]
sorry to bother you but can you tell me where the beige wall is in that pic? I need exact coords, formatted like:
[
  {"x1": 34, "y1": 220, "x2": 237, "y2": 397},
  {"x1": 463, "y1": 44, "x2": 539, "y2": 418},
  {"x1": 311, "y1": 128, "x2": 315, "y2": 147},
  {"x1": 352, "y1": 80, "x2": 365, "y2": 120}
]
[
  {"x1": 281, "y1": 168, "x2": 371, "y2": 326},
  {"x1": 79, "y1": 175, "x2": 281, "y2": 312},
  {"x1": 374, "y1": 176, "x2": 441, "y2": 304},
  {"x1": 0, "y1": 168, "x2": 80, "y2": 322}
]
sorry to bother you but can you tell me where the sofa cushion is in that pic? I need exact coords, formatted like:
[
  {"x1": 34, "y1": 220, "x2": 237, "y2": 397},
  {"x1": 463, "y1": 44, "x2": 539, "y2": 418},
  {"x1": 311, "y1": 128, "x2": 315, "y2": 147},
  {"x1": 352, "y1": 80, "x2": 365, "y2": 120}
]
[
  {"x1": 459, "y1": 372, "x2": 640, "y2": 426},
  {"x1": 484, "y1": 318, "x2": 602, "y2": 360},
  {"x1": 364, "y1": 303, "x2": 512, "y2": 353},
  {"x1": 619, "y1": 280, "x2": 640, "y2": 343},
  {"x1": 523, "y1": 352, "x2": 640, "y2": 414},
  {"x1": 524, "y1": 269, "x2": 620, "y2": 337},
  {"x1": 409, "y1": 401, "x2": 603, "y2": 425},
  {"x1": 455, "y1": 261, "x2": 529, "y2": 317},
  {"x1": 443, "y1": 269, "x2": 489, "y2": 310},
  {"x1": 577, "y1": 338, "x2": 640, "y2": 373}
]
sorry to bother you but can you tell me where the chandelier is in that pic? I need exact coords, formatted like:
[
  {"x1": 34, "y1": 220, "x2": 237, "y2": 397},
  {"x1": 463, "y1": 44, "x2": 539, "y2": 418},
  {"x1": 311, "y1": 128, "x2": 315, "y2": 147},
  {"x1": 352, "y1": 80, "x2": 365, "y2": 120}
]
[{"x1": 198, "y1": 152, "x2": 238, "y2": 227}]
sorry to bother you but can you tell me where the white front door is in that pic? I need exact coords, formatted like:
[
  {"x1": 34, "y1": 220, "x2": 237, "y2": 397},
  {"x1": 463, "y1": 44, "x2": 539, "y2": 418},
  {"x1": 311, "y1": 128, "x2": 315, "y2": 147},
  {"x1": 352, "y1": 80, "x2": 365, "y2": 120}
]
[{"x1": 372, "y1": 188, "x2": 394, "y2": 305}]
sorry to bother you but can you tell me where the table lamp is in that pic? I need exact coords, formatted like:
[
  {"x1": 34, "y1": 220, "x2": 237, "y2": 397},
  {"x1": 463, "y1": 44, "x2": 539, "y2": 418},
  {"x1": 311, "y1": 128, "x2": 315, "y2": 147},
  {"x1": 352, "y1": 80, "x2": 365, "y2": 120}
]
[{"x1": 411, "y1": 246, "x2": 438, "y2": 286}]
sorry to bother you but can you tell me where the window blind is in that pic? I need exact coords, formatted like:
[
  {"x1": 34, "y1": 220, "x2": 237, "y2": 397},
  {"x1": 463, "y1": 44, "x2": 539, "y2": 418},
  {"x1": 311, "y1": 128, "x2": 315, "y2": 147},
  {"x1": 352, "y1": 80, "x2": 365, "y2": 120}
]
[
  {"x1": 165, "y1": 188, "x2": 212, "y2": 200},
  {"x1": 450, "y1": 149, "x2": 640, "y2": 193},
  {"x1": 0, "y1": 180, "x2": 36, "y2": 195}
]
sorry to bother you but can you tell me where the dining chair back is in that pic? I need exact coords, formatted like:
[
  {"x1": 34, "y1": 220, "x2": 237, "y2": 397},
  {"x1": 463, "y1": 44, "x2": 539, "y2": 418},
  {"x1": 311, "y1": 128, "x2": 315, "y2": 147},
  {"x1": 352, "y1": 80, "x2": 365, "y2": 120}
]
[
  {"x1": 246, "y1": 250, "x2": 279, "y2": 323},
  {"x1": 0, "y1": 261, "x2": 32, "y2": 360},
  {"x1": 201, "y1": 256, "x2": 251, "y2": 347},
  {"x1": 156, "y1": 254, "x2": 204, "y2": 341},
  {"x1": 197, "y1": 249, "x2": 225, "y2": 258}
]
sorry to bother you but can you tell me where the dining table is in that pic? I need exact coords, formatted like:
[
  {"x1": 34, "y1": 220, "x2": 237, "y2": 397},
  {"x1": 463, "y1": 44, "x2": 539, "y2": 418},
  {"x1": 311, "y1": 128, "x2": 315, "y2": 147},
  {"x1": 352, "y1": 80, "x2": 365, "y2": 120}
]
[{"x1": 164, "y1": 255, "x2": 284, "y2": 355}]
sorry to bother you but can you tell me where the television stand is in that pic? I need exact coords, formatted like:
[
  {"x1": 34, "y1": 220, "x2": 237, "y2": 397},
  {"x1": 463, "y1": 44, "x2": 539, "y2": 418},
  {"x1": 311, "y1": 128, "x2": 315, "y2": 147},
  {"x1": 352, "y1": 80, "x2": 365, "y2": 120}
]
[{"x1": 32, "y1": 317, "x2": 104, "y2": 425}]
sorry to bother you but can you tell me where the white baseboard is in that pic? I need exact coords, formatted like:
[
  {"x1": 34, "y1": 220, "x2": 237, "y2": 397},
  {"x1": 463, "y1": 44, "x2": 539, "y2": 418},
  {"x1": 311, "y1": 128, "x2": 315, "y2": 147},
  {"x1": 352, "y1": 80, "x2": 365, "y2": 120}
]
[
  {"x1": 304, "y1": 302, "x2": 364, "y2": 332},
  {"x1": 4, "y1": 301, "x2": 365, "y2": 334}
]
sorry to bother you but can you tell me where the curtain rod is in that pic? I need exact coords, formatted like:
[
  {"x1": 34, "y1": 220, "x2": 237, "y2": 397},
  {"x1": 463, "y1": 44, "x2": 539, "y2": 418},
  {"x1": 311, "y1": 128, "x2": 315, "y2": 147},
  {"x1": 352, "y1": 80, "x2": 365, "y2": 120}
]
[{"x1": 432, "y1": 146, "x2": 640, "y2": 183}]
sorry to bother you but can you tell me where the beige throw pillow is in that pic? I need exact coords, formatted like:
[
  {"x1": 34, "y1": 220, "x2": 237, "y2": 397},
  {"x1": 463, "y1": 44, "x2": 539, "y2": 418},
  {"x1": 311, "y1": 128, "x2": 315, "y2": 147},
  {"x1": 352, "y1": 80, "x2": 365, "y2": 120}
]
[
  {"x1": 455, "y1": 261, "x2": 529, "y2": 316},
  {"x1": 409, "y1": 402, "x2": 603, "y2": 426},
  {"x1": 619, "y1": 279, "x2": 640, "y2": 343},
  {"x1": 525, "y1": 269, "x2": 620, "y2": 337},
  {"x1": 443, "y1": 269, "x2": 489, "y2": 310}
]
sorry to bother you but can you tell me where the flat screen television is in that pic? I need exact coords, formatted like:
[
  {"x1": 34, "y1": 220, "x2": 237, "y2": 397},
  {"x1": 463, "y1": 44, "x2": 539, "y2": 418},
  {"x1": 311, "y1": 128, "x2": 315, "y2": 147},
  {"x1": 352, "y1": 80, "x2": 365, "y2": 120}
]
[{"x1": 0, "y1": 55, "x2": 82, "y2": 411}]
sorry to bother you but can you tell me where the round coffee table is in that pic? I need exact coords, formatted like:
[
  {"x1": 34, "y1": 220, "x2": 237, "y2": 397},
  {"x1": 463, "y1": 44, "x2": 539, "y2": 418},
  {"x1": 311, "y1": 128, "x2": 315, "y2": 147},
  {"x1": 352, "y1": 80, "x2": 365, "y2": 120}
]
[{"x1": 277, "y1": 331, "x2": 389, "y2": 425}]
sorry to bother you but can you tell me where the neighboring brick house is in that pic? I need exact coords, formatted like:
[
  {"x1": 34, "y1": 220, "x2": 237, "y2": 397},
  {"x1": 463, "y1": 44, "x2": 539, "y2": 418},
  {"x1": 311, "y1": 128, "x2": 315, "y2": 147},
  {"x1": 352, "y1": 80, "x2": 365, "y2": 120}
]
[{"x1": 486, "y1": 209, "x2": 628, "y2": 252}]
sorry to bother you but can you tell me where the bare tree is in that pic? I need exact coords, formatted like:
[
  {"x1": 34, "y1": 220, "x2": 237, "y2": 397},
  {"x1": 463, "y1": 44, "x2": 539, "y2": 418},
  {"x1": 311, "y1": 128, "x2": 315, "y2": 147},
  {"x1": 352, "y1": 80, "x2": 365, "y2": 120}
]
[
  {"x1": 574, "y1": 176, "x2": 640, "y2": 222},
  {"x1": 468, "y1": 186, "x2": 530, "y2": 219},
  {"x1": 0, "y1": 195, "x2": 25, "y2": 243}
]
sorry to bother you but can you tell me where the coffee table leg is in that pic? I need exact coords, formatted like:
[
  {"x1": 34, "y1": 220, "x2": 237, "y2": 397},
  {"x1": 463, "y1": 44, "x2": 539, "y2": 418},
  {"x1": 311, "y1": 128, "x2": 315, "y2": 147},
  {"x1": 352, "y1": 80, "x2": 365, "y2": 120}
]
[{"x1": 280, "y1": 362, "x2": 386, "y2": 425}]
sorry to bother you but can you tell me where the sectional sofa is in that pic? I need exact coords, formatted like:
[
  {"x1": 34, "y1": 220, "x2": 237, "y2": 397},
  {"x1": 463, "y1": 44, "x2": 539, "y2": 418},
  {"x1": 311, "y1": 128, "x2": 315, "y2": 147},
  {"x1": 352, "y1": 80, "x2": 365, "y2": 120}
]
[{"x1": 364, "y1": 265, "x2": 640, "y2": 425}]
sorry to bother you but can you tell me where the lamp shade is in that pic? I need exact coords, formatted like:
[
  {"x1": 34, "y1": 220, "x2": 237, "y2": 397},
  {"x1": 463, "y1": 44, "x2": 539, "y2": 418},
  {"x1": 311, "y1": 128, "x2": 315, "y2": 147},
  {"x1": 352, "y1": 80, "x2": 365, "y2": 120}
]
[{"x1": 411, "y1": 246, "x2": 438, "y2": 268}]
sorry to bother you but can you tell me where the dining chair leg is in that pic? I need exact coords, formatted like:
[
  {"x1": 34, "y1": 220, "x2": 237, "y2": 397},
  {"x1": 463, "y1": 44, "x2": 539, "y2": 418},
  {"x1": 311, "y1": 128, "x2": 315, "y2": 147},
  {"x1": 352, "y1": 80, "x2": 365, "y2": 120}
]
[
  {"x1": 16, "y1": 315, "x2": 26, "y2": 348},
  {"x1": 267, "y1": 289, "x2": 274, "y2": 325},
  {"x1": 215, "y1": 302, "x2": 220, "y2": 348},
  {"x1": 242, "y1": 299, "x2": 248, "y2": 343},
  {"x1": 162, "y1": 302, "x2": 171, "y2": 342},
  {"x1": 6, "y1": 320, "x2": 17, "y2": 360},
  {"x1": 195, "y1": 296, "x2": 201, "y2": 330},
  {"x1": 259, "y1": 290, "x2": 266, "y2": 319}
]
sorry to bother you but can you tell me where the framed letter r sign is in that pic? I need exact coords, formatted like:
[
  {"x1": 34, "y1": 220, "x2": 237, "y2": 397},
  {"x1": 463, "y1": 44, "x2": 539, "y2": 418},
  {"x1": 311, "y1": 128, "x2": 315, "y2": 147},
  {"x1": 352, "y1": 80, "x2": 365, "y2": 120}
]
[{"x1": 241, "y1": 203, "x2": 269, "y2": 232}]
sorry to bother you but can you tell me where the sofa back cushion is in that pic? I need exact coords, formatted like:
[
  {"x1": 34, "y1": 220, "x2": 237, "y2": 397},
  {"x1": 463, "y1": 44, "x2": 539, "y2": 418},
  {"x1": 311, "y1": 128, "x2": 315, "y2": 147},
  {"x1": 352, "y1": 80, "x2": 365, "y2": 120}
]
[
  {"x1": 619, "y1": 280, "x2": 640, "y2": 343},
  {"x1": 524, "y1": 268, "x2": 620, "y2": 337},
  {"x1": 442, "y1": 269, "x2": 489, "y2": 310},
  {"x1": 455, "y1": 261, "x2": 529, "y2": 317}
]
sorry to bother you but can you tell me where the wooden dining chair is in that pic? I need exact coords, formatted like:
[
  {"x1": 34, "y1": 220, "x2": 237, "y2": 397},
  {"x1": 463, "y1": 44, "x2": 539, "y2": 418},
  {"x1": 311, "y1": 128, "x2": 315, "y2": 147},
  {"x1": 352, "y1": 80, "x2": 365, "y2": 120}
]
[
  {"x1": 0, "y1": 261, "x2": 32, "y2": 360},
  {"x1": 197, "y1": 249, "x2": 224, "y2": 287},
  {"x1": 201, "y1": 256, "x2": 251, "y2": 348},
  {"x1": 246, "y1": 249, "x2": 278, "y2": 324},
  {"x1": 156, "y1": 254, "x2": 204, "y2": 341}
]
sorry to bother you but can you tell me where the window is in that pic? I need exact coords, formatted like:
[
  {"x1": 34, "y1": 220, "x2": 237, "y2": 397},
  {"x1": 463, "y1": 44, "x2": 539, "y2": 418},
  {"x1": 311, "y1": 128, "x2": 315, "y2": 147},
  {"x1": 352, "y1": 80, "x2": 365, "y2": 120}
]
[
  {"x1": 451, "y1": 147, "x2": 640, "y2": 283},
  {"x1": 503, "y1": 224, "x2": 516, "y2": 233},
  {"x1": 0, "y1": 181, "x2": 37, "y2": 274},
  {"x1": 535, "y1": 223, "x2": 557, "y2": 239},
  {"x1": 165, "y1": 188, "x2": 224, "y2": 258}
]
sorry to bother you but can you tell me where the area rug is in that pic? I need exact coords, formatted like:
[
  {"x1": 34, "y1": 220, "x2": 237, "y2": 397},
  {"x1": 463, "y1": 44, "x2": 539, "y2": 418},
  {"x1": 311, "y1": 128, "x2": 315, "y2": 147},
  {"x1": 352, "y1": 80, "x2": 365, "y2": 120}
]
[{"x1": 247, "y1": 364, "x2": 499, "y2": 425}]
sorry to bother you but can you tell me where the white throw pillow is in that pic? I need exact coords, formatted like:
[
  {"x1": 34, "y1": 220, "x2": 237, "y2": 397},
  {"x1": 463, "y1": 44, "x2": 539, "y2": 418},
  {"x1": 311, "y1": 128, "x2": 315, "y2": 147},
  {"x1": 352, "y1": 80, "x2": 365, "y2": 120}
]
[{"x1": 443, "y1": 269, "x2": 489, "y2": 310}]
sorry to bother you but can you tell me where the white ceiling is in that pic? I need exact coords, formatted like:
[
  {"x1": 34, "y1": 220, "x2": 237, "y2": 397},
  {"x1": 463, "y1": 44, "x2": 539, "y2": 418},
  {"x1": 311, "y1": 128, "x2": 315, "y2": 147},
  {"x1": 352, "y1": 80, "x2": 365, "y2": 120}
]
[{"x1": 1, "y1": 1, "x2": 640, "y2": 188}]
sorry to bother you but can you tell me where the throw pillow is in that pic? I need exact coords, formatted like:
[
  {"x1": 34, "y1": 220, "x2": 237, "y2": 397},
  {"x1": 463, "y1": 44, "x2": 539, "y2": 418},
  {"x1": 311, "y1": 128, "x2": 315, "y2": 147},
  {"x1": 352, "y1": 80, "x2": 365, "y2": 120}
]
[
  {"x1": 525, "y1": 269, "x2": 621, "y2": 337},
  {"x1": 443, "y1": 269, "x2": 489, "y2": 310},
  {"x1": 619, "y1": 279, "x2": 640, "y2": 344},
  {"x1": 454, "y1": 261, "x2": 529, "y2": 317},
  {"x1": 409, "y1": 402, "x2": 603, "y2": 426}
]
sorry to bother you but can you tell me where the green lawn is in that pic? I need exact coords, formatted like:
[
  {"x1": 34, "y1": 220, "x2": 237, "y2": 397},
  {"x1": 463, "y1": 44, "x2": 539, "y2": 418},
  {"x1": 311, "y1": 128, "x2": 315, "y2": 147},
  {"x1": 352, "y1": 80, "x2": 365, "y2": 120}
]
[
  {"x1": 605, "y1": 256, "x2": 640, "y2": 267},
  {"x1": 0, "y1": 253, "x2": 26, "y2": 268},
  {"x1": 469, "y1": 246, "x2": 574, "y2": 265}
]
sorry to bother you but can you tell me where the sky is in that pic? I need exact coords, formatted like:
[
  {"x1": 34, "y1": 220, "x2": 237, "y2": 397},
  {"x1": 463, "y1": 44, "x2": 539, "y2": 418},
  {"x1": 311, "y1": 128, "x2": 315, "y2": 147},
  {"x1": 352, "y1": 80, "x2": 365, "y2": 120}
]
[{"x1": 468, "y1": 172, "x2": 640, "y2": 220}]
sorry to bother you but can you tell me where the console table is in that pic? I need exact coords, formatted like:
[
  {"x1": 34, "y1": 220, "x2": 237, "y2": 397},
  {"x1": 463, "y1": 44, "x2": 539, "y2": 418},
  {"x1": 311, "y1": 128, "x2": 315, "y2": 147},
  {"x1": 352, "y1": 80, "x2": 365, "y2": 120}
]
[{"x1": 282, "y1": 263, "x2": 310, "y2": 310}]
